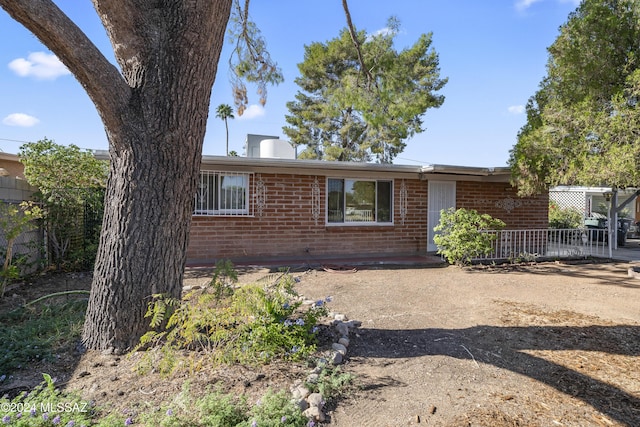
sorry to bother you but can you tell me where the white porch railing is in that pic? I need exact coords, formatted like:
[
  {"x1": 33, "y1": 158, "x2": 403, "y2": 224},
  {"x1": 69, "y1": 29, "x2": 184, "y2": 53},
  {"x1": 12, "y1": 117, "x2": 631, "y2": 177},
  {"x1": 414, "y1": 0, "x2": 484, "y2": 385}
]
[{"x1": 474, "y1": 228, "x2": 610, "y2": 261}]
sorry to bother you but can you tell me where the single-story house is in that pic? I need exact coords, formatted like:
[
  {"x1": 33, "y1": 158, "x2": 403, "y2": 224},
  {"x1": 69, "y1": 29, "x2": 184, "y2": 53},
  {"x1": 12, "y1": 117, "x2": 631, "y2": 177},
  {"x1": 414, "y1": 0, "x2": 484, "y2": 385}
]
[
  {"x1": 187, "y1": 155, "x2": 549, "y2": 265},
  {"x1": 3, "y1": 148, "x2": 549, "y2": 265}
]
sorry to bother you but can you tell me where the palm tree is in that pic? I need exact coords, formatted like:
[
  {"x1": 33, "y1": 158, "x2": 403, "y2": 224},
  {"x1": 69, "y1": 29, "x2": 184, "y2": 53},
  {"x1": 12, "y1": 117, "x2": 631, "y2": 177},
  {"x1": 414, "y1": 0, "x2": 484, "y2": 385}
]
[{"x1": 215, "y1": 104, "x2": 235, "y2": 155}]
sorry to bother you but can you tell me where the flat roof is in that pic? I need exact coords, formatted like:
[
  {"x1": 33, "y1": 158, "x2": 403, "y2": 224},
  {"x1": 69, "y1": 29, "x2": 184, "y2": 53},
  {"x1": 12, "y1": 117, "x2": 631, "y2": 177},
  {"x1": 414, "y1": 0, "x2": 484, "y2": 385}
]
[{"x1": 94, "y1": 150, "x2": 511, "y2": 179}]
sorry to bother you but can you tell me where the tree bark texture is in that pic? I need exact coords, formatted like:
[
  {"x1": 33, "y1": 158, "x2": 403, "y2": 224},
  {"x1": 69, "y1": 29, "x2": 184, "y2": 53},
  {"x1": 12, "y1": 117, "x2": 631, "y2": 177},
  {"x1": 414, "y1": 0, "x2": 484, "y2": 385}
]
[{"x1": 0, "y1": 0, "x2": 233, "y2": 351}]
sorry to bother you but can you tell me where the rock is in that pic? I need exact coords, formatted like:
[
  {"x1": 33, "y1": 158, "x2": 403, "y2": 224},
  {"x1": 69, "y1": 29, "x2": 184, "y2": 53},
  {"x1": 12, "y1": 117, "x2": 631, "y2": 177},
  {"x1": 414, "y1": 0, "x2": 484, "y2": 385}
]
[
  {"x1": 291, "y1": 385, "x2": 310, "y2": 400},
  {"x1": 338, "y1": 337, "x2": 350, "y2": 347},
  {"x1": 307, "y1": 392, "x2": 324, "y2": 408},
  {"x1": 306, "y1": 373, "x2": 319, "y2": 384},
  {"x1": 303, "y1": 406, "x2": 325, "y2": 422},
  {"x1": 334, "y1": 313, "x2": 348, "y2": 322},
  {"x1": 331, "y1": 342, "x2": 347, "y2": 356},
  {"x1": 347, "y1": 320, "x2": 362, "y2": 328},
  {"x1": 294, "y1": 398, "x2": 309, "y2": 411},
  {"x1": 330, "y1": 351, "x2": 343, "y2": 365},
  {"x1": 335, "y1": 321, "x2": 349, "y2": 336}
]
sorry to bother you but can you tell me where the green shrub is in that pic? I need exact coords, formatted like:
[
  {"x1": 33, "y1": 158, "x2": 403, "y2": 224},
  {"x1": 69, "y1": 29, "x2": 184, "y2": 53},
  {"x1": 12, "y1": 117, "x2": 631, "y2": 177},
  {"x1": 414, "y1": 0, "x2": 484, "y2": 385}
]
[
  {"x1": 433, "y1": 208, "x2": 505, "y2": 265},
  {"x1": 137, "y1": 263, "x2": 329, "y2": 373},
  {"x1": 240, "y1": 390, "x2": 308, "y2": 427},
  {"x1": 548, "y1": 201, "x2": 583, "y2": 229}
]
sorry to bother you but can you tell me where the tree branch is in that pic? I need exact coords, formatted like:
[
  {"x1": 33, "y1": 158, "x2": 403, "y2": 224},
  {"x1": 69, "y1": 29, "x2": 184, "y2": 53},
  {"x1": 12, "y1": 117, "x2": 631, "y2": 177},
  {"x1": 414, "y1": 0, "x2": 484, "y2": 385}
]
[
  {"x1": 0, "y1": 0, "x2": 129, "y2": 128},
  {"x1": 341, "y1": 0, "x2": 375, "y2": 89}
]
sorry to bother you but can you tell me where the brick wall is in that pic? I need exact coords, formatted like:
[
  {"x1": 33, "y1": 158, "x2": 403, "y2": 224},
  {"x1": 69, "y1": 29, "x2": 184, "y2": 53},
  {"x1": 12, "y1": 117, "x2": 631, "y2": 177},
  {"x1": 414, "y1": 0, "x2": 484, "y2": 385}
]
[
  {"x1": 186, "y1": 173, "x2": 549, "y2": 264},
  {"x1": 455, "y1": 181, "x2": 549, "y2": 229},
  {"x1": 187, "y1": 173, "x2": 428, "y2": 264}
]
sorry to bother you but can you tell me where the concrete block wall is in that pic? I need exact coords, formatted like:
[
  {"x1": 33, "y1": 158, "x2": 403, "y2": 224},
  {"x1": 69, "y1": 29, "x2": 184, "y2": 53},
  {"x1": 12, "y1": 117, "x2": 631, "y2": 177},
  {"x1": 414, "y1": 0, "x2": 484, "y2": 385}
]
[{"x1": 0, "y1": 176, "x2": 38, "y2": 202}]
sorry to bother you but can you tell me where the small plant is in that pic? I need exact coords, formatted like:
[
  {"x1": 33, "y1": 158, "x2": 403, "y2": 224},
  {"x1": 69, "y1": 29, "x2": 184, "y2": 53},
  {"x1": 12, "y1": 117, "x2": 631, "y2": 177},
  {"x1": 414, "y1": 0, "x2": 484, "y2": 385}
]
[
  {"x1": 137, "y1": 383, "x2": 249, "y2": 427},
  {"x1": 0, "y1": 298, "x2": 86, "y2": 375},
  {"x1": 0, "y1": 201, "x2": 43, "y2": 298},
  {"x1": 434, "y1": 208, "x2": 505, "y2": 265},
  {"x1": 210, "y1": 259, "x2": 238, "y2": 300},
  {"x1": 137, "y1": 262, "x2": 329, "y2": 374},
  {"x1": 305, "y1": 365, "x2": 354, "y2": 402},
  {"x1": 548, "y1": 200, "x2": 583, "y2": 229},
  {"x1": 241, "y1": 389, "x2": 308, "y2": 427},
  {"x1": 0, "y1": 373, "x2": 94, "y2": 427}
]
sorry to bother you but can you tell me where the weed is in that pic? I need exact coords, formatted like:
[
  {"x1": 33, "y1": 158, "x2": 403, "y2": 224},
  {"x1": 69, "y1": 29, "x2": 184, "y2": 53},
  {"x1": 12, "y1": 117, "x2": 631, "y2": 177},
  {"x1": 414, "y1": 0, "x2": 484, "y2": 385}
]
[
  {"x1": 242, "y1": 389, "x2": 308, "y2": 427},
  {"x1": 306, "y1": 365, "x2": 354, "y2": 402},
  {"x1": 0, "y1": 299, "x2": 86, "y2": 375},
  {"x1": 0, "y1": 373, "x2": 94, "y2": 427}
]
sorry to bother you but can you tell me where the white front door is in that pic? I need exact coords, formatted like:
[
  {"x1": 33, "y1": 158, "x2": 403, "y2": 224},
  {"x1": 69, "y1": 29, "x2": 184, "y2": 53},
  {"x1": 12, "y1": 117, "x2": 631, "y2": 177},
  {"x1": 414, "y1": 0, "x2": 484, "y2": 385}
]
[{"x1": 427, "y1": 181, "x2": 456, "y2": 252}]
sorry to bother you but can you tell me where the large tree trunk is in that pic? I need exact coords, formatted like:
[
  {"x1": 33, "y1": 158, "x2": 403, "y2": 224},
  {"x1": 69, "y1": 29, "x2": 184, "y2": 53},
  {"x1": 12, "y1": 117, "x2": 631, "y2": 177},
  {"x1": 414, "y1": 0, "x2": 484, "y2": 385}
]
[
  {"x1": 0, "y1": 0, "x2": 233, "y2": 352},
  {"x1": 81, "y1": 1, "x2": 233, "y2": 351}
]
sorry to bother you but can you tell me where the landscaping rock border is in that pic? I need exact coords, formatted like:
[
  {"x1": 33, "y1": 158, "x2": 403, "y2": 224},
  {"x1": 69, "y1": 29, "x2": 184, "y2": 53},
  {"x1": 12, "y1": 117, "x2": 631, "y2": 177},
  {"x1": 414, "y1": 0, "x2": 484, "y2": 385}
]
[{"x1": 290, "y1": 310, "x2": 361, "y2": 424}]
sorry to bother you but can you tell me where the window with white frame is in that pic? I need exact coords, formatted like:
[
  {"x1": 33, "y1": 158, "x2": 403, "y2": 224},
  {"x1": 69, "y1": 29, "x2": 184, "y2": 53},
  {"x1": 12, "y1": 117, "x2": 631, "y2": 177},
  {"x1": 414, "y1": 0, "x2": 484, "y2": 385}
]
[
  {"x1": 194, "y1": 171, "x2": 251, "y2": 216},
  {"x1": 327, "y1": 178, "x2": 393, "y2": 224}
]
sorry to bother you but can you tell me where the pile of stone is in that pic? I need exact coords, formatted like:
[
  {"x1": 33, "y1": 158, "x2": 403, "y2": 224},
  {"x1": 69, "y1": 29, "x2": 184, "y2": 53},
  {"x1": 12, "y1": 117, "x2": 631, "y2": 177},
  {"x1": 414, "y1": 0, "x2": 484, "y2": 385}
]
[{"x1": 290, "y1": 311, "x2": 361, "y2": 424}]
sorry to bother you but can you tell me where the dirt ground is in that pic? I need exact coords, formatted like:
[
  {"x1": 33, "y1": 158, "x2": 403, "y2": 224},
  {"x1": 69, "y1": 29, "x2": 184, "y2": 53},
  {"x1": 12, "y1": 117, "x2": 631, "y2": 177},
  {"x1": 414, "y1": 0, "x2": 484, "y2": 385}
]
[
  {"x1": 292, "y1": 261, "x2": 640, "y2": 427},
  {"x1": 2, "y1": 260, "x2": 639, "y2": 426}
]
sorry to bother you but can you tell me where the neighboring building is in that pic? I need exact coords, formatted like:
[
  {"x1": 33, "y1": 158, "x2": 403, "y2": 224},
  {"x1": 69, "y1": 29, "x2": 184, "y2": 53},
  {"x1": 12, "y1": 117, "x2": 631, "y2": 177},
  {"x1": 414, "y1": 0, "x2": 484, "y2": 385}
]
[
  {"x1": 0, "y1": 152, "x2": 42, "y2": 274},
  {"x1": 0, "y1": 152, "x2": 35, "y2": 202},
  {"x1": 550, "y1": 186, "x2": 640, "y2": 220},
  {"x1": 187, "y1": 156, "x2": 548, "y2": 265},
  {"x1": 0, "y1": 152, "x2": 26, "y2": 179}
]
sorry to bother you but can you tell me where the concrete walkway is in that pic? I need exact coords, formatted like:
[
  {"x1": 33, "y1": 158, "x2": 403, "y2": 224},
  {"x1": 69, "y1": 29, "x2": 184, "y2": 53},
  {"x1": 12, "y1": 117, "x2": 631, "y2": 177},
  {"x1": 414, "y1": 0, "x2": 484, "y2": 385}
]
[{"x1": 611, "y1": 238, "x2": 640, "y2": 262}]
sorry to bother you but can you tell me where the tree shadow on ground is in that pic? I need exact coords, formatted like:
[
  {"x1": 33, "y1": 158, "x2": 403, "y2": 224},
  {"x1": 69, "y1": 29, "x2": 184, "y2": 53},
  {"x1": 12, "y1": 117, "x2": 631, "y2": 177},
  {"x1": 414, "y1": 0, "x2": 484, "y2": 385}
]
[{"x1": 350, "y1": 324, "x2": 640, "y2": 426}]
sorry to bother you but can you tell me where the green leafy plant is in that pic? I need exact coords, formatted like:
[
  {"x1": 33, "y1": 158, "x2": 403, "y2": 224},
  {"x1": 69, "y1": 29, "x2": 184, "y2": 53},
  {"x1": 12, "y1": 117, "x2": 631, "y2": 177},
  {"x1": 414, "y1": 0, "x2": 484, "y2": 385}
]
[
  {"x1": 434, "y1": 208, "x2": 506, "y2": 265},
  {"x1": 305, "y1": 365, "x2": 354, "y2": 403},
  {"x1": 0, "y1": 201, "x2": 43, "y2": 298},
  {"x1": 548, "y1": 201, "x2": 583, "y2": 229},
  {"x1": 19, "y1": 139, "x2": 107, "y2": 271},
  {"x1": 0, "y1": 373, "x2": 95, "y2": 427},
  {"x1": 241, "y1": 389, "x2": 309, "y2": 427},
  {"x1": 137, "y1": 262, "x2": 328, "y2": 374},
  {"x1": 135, "y1": 384, "x2": 311, "y2": 427}
]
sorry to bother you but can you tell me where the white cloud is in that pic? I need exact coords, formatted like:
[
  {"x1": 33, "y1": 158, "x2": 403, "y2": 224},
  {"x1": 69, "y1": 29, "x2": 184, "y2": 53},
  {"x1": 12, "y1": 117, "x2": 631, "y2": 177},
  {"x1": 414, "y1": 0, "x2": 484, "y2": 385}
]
[
  {"x1": 508, "y1": 105, "x2": 525, "y2": 115},
  {"x1": 237, "y1": 104, "x2": 266, "y2": 120},
  {"x1": 8, "y1": 52, "x2": 71, "y2": 80},
  {"x1": 515, "y1": 0, "x2": 543, "y2": 11},
  {"x1": 366, "y1": 27, "x2": 389, "y2": 43},
  {"x1": 2, "y1": 113, "x2": 40, "y2": 127}
]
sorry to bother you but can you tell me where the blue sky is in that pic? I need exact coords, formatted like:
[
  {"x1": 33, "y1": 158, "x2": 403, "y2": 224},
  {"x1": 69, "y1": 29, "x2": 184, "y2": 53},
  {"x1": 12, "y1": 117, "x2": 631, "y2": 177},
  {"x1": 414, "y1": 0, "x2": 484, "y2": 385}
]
[{"x1": 0, "y1": 0, "x2": 580, "y2": 167}]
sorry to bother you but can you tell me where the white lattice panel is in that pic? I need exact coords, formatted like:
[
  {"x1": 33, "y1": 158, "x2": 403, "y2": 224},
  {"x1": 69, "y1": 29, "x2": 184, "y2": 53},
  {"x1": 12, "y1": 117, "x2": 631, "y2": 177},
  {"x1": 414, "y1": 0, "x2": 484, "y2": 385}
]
[{"x1": 550, "y1": 190, "x2": 588, "y2": 216}]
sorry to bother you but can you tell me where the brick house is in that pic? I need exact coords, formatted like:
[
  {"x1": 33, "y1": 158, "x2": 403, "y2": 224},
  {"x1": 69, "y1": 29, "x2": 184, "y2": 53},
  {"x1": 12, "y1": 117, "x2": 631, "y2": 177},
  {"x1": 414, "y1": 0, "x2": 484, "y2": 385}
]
[{"x1": 187, "y1": 156, "x2": 549, "y2": 265}]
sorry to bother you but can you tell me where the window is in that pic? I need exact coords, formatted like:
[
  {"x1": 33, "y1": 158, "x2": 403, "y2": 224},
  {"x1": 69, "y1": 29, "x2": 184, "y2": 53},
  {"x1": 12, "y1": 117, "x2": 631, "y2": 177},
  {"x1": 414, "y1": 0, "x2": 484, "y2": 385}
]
[
  {"x1": 327, "y1": 178, "x2": 393, "y2": 224},
  {"x1": 194, "y1": 171, "x2": 250, "y2": 216}
]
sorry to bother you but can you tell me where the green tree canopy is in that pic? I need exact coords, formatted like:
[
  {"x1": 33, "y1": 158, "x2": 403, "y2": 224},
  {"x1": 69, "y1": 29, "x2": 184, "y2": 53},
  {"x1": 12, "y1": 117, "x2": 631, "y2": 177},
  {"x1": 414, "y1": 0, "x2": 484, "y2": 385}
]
[
  {"x1": 510, "y1": 0, "x2": 640, "y2": 195},
  {"x1": 283, "y1": 19, "x2": 447, "y2": 163},
  {"x1": 19, "y1": 138, "x2": 108, "y2": 198}
]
